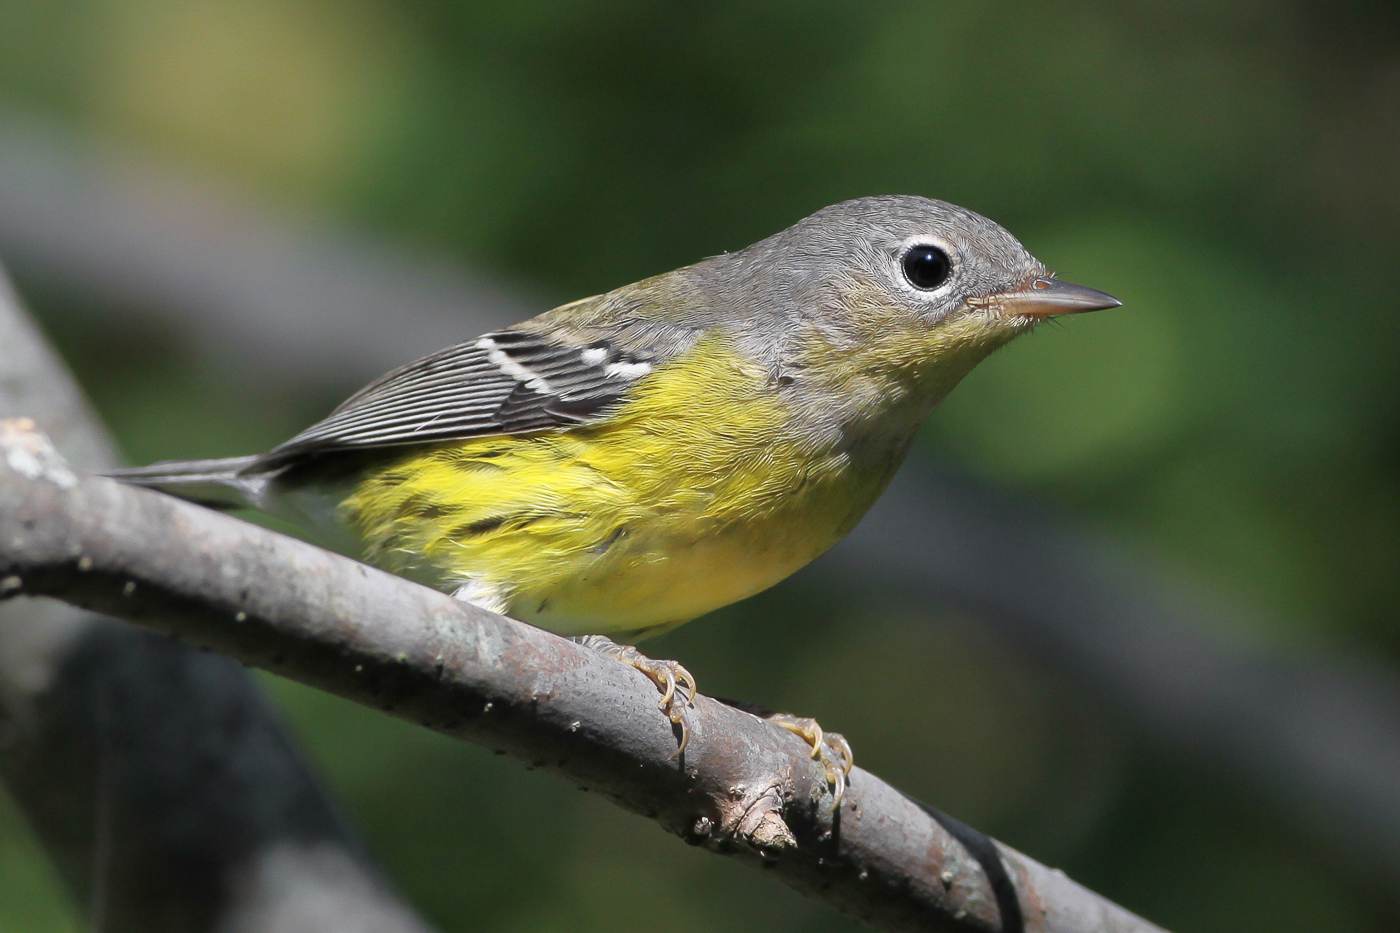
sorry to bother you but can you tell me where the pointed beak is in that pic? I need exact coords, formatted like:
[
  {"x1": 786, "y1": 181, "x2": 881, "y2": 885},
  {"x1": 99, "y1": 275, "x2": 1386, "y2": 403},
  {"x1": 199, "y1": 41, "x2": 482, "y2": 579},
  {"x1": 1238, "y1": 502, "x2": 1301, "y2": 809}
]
[{"x1": 982, "y1": 276, "x2": 1122, "y2": 318}]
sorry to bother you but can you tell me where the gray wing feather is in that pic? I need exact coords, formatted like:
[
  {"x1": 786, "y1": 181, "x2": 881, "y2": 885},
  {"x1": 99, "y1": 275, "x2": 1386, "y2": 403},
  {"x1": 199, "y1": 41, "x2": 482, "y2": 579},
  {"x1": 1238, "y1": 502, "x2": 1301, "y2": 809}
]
[{"x1": 255, "y1": 330, "x2": 654, "y2": 469}]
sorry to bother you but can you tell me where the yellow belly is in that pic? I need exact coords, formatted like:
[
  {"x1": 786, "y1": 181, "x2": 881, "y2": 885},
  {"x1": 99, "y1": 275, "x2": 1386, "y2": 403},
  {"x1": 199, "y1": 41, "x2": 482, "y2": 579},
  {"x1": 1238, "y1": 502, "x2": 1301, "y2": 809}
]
[{"x1": 339, "y1": 339, "x2": 895, "y2": 636}]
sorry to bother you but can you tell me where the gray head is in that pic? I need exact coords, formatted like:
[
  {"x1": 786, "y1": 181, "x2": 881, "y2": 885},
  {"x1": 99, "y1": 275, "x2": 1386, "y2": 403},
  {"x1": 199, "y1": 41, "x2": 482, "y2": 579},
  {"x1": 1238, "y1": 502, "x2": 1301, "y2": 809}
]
[
  {"x1": 528, "y1": 195, "x2": 1119, "y2": 389},
  {"x1": 727, "y1": 195, "x2": 1118, "y2": 333}
]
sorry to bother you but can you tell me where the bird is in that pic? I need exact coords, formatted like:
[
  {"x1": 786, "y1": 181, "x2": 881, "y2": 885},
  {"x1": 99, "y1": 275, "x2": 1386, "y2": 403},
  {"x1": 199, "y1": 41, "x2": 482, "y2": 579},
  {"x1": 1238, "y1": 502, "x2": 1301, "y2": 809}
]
[{"x1": 111, "y1": 195, "x2": 1121, "y2": 803}]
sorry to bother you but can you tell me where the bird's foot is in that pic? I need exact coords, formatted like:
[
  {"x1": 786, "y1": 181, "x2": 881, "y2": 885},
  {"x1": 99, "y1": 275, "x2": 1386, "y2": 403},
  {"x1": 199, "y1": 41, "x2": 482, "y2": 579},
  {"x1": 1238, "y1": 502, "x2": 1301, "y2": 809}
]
[
  {"x1": 767, "y1": 713, "x2": 854, "y2": 810},
  {"x1": 573, "y1": 635, "x2": 697, "y2": 755}
]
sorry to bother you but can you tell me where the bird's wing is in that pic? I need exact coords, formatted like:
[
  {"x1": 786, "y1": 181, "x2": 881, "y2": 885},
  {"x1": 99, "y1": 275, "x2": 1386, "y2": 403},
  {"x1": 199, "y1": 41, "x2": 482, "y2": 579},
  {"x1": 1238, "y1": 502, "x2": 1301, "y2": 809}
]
[{"x1": 257, "y1": 328, "x2": 658, "y2": 467}]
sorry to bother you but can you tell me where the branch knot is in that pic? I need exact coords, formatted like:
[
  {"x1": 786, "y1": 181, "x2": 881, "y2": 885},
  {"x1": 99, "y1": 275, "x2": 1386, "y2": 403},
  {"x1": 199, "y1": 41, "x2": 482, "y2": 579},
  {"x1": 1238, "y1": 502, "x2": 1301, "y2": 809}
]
[{"x1": 1, "y1": 418, "x2": 76, "y2": 489}]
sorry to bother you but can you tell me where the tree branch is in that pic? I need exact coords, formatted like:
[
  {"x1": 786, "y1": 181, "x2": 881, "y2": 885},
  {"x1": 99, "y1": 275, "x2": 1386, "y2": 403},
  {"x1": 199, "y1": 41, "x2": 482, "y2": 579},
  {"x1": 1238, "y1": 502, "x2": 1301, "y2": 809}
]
[
  {"x1": 0, "y1": 266, "x2": 433, "y2": 932},
  {"x1": 0, "y1": 419, "x2": 1163, "y2": 933},
  {"x1": 3, "y1": 110, "x2": 1399, "y2": 889}
]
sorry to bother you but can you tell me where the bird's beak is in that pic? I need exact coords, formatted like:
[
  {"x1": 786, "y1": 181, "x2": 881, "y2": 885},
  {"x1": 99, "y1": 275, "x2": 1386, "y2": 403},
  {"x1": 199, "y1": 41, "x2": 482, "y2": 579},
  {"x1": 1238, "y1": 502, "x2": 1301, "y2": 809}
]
[{"x1": 980, "y1": 276, "x2": 1122, "y2": 318}]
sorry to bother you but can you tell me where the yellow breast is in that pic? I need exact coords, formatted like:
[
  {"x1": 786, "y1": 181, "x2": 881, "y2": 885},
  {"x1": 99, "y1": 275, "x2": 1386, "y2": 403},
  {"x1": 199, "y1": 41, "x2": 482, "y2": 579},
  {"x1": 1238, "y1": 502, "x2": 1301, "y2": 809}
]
[{"x1": 339, "y1": 337, "x2": 896, "y2": 637}]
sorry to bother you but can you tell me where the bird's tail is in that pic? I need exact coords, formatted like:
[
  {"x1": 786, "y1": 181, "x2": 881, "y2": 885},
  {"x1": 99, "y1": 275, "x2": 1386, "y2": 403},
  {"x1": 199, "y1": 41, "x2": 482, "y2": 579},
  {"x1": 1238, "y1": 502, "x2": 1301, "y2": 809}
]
[{"x1": 105, "y1": 456, "x2": 270, "y2": 510}]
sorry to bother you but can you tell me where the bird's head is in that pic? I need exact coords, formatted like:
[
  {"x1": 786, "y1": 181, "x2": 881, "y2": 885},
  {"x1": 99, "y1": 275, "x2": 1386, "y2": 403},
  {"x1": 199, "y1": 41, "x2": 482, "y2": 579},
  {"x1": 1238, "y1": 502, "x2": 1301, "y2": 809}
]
[
  {"x1": 775, "y1": 194, "x2": 1118, "y2": 339},
  {"x1": 737, "y1": 195, "x2": 1121, "y2": 411}
]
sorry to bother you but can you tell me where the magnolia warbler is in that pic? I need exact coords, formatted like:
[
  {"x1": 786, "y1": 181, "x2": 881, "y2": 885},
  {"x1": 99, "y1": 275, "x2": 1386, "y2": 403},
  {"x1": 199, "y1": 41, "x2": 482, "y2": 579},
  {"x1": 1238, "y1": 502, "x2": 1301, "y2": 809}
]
[{"x1": 114, "y1": 196, "x2": 1120, "y2": 792}]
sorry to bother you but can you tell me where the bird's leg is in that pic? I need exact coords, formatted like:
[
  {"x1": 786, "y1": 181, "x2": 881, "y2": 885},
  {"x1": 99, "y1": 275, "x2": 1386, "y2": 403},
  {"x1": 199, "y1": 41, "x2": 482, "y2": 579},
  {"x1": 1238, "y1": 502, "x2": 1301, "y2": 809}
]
[
  {"x1": 766, "y1": 713, "x2": 854, "y2": 810},
  {"x1": 572, "y1": 635, "x2": 697, "y2": 755},
  {"x1": 568, "y1": 637, "x2": 851, "y2": 804},
  {"x1": 715, "y1": 698, "x2": 854, "y2": 809}
]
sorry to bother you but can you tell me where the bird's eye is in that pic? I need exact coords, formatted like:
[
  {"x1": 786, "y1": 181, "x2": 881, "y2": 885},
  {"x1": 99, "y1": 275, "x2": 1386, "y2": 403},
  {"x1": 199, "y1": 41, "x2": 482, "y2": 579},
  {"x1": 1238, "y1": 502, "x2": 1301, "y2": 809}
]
[{"x1": 902, "y1": 245, "x2": 951, "y2": 290}]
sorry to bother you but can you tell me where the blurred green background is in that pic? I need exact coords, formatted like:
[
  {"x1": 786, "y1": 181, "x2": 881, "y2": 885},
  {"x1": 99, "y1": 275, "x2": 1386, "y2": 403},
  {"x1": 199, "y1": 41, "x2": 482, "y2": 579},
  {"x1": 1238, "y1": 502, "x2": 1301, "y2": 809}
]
[{"x1": 2, "y1": 1, "x2": 1400, "y2": 931}]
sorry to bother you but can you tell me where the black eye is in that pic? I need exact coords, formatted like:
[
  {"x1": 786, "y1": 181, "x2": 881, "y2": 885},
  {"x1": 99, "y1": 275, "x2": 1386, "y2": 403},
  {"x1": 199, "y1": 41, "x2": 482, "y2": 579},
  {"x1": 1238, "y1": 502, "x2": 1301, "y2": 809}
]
[{"x1": 902, "y1": 245, "x2": 951, "y2": 290}]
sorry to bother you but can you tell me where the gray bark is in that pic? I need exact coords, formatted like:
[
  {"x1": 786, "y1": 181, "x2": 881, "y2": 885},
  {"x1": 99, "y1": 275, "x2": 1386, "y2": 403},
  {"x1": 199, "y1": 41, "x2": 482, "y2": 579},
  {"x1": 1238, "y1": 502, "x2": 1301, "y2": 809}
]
[
  {"x1": 0, "y1": 416, "x2": 1165, "y2": 933},
  {"x1": 0, "y1": 270, "x2": 432, "y2": 932}
]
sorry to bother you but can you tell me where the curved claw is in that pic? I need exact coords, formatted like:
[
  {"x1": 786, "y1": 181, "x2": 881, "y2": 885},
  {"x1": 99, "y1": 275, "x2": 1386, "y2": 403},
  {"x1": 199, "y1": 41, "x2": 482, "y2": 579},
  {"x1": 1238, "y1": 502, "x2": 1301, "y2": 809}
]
[
  {"x1": 644, "y1": 658, "x2": 697, "y2": 755},
  {"x1": 768, "y1": 714, "x2": 855, "y2": 811},
  {"x1": 820, "y1": 731, "x2": 854, "y2": 811},
  {"x1": 574, "y1": 635, "x2": 696, "y2": 756}
]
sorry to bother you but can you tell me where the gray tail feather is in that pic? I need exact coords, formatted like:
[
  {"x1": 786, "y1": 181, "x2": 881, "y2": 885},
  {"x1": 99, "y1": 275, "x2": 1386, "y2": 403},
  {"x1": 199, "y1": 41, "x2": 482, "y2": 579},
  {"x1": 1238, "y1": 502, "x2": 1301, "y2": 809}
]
[{"x1": 105, "y1": 455, "x2": 270, "y2": 510}]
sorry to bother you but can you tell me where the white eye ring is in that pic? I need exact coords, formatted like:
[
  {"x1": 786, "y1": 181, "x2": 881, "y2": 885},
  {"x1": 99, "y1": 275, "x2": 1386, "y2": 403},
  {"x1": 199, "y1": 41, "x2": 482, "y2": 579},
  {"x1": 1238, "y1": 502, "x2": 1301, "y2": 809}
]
[
  {"x1": 893, "y1": 235, "x2": 959, "y2": 298},
  {"x1": 903, "y1": 244, "x2": 952, "y2": 290}
]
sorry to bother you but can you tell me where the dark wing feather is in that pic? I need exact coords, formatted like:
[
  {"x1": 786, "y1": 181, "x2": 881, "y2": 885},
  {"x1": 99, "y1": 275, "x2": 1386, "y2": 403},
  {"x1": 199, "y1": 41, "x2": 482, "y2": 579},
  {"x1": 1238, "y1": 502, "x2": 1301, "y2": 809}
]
[{"x1": 256, "y1": 330, "x2": 654, "y2": 469}]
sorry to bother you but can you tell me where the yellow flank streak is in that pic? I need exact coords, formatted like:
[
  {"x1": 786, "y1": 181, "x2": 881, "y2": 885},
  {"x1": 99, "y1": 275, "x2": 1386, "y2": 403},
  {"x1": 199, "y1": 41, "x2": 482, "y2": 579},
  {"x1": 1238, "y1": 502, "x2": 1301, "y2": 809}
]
[{"x1": 341, "y1": 336, "x2": 884, "y2": 636}]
